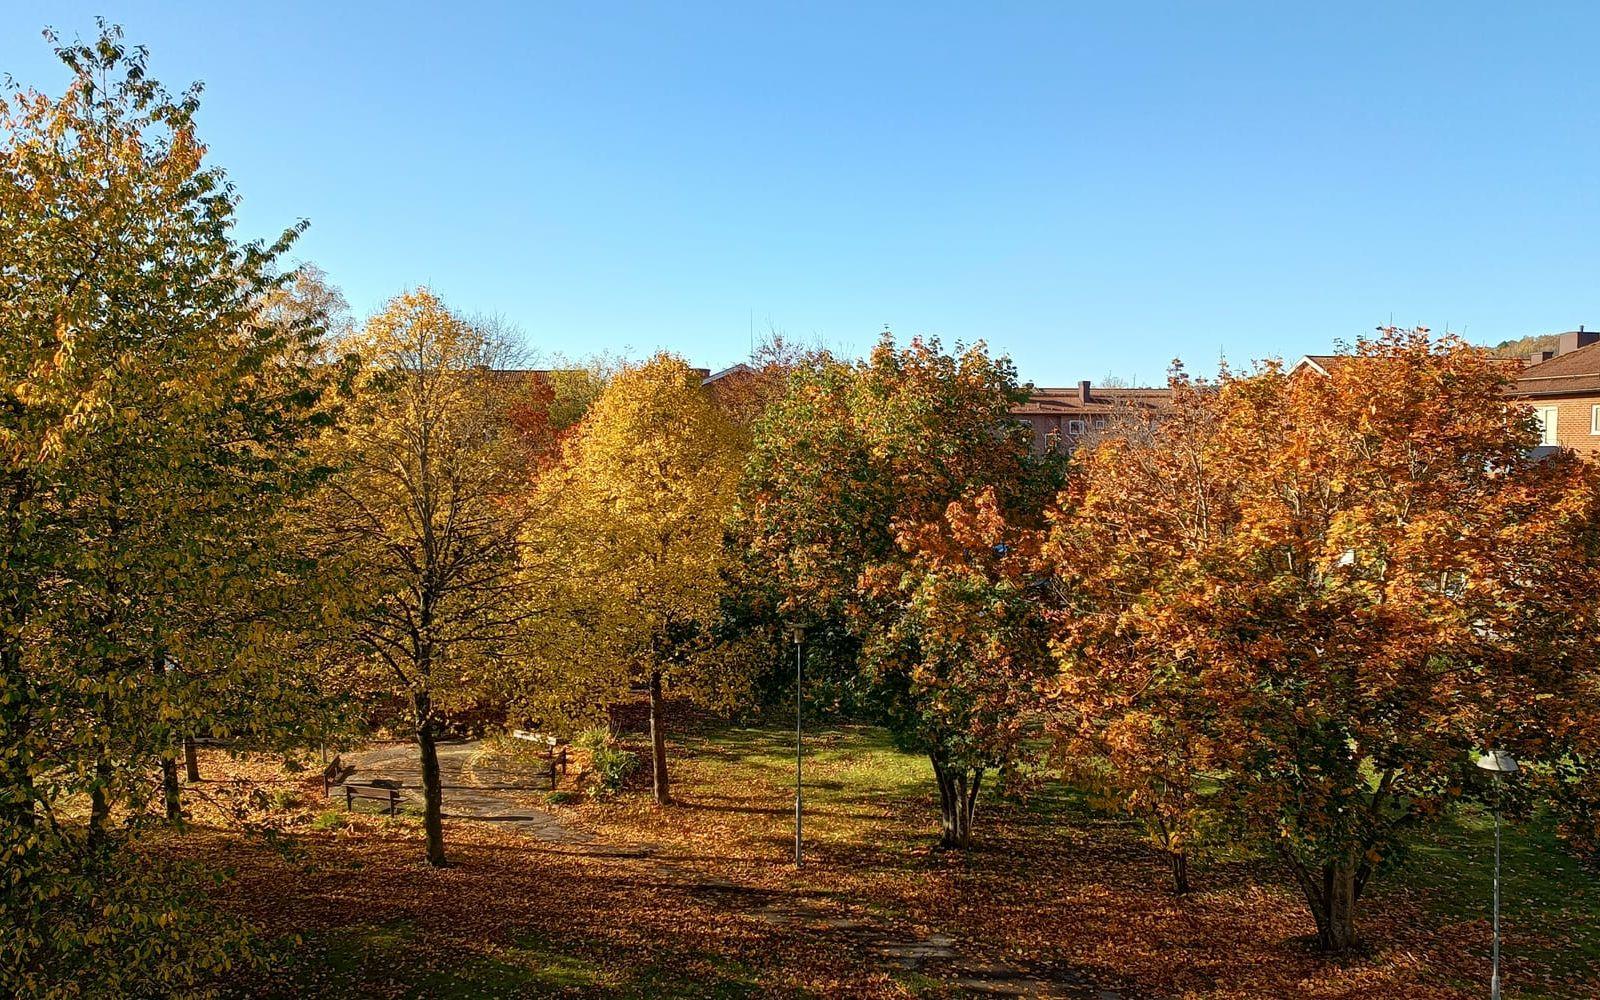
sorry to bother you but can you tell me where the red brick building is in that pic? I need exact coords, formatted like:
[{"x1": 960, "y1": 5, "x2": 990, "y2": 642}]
[
  {"x1": 1293, "y1": 330, "x2": 1600, "y2": 460},
  {"x1": 1510, "y1": 329, "x2": 1600, "y2": 457},
  {"x1": 1011, "y1": 380, "x2": 1171, "y2": 453}
]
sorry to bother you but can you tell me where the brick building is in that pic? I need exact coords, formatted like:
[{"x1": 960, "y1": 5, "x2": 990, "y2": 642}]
[
  {"x1": 1510, "y1": 329, "x2": 1600, "y2": 457},
  {"x1": 1293, "y1": 330, "x2": 1600, "y2": 460},
  {"x1": 1010, "y1": 380, "x2": 1171, "y2": 453}
]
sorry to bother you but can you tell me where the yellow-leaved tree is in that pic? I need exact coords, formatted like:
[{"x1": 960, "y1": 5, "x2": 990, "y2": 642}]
[
  {"x1": 523, "y1": 355, "x2": 748, "y2": 804},
  {"x1": 310, "y1": 288, "x2": 538, "y2": 866}
]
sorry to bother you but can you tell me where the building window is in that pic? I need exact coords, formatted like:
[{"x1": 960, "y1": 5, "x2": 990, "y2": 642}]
[
  {"x1": 1592, "y1": 404, "x2": 1600, "y2": 436},
  {"x1": 1534, "y1": 406, "x2": 1559, "y2": 446},
  {"x1": 1067, "y1": 419, "x2": 1086, "y2": 435}
]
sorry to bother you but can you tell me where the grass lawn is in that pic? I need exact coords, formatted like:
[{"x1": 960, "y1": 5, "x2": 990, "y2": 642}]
[
  {"x1": 1400, "y1": 808, "x2": 1600, "y2": 999},
  {"x1": 172, "y1": 719, "x2": 1600, "y2": 998}
]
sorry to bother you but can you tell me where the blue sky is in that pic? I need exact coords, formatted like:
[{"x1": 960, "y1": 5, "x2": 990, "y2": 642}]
[{"x1": 6, "y1": 3, "x2": 1598, "y2": 385}]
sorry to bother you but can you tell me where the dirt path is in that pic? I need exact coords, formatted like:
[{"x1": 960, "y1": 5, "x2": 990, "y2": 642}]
[{"x1": 341, "y1": 740, "x2": 1121, "y2": 998}]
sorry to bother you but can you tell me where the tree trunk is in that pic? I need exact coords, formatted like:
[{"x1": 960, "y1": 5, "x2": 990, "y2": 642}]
[
  {"x1": 161, "y1": 756, "x2": 182, "y2": 821},
  {"x1": 414, "y1": 690, "x2": 447, "y2": 867},
  {"x1": 930, "y1": 755, "x2": 982, "y2": 849},
  {"x1": 183, "y1": 736, "x2": 200, "y2": 782},
  {"x1": 1285, "y1": 851, "x2": 1362, "y2": 953},
  {"x1": 648, "y1": 670, "x2": 670, "y2": 805},
  {"x1": 1170, "y1": 849, "x2": 1191, "y2": 895},
  {"x1": 88, "y1": 757, "x2": 112, "y2": 843},
  {"x1": 151, "y1": 648, "x2": 182, "y2": 820}
]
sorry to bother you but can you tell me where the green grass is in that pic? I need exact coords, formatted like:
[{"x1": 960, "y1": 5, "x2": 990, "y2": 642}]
[
  {"x1": 311, "y1": 808, "x2": 346, "y2": 831},
  {"x1": 705, "y1": 722, "x2": 1600, "y2": 996},
  {"x1": 408, "y1": 933, "x2": 606, "y2": 997},
  {"x1": 275, "y1": 922, "x2": 788, "y2": 998},
  {"x1": 697, "y1": 723, "x2": 930, "y2": 796},
  {"x1": 890, "y1": 968, "x2": 946, "y2": 996},
  {"x1": 1399, "y1": 808, "x2": 1600, "y2": 997}
]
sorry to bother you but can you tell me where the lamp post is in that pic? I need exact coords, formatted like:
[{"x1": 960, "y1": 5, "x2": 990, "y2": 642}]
[
  {"x1": 785, "y1": 622, "x2": 807, "y2": 868},
  {"x1": 1476, "y1": 750, "x2": 1518, "y2": 1000}
]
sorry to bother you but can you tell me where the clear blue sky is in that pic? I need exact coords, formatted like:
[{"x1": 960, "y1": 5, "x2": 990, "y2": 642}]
[{"x1": 6, "y1": 3, "x2": 1598, "y2": 385}]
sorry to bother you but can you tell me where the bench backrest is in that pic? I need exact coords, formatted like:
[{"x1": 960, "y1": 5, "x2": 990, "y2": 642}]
[{"x1": 511, "y1": 730, "x2": 566, "y2": 747}]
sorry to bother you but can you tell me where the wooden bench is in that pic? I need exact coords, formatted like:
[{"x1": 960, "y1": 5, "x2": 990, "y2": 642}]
[
  {"x1": 322, "y1": 754, "x2": 351, "y2": 795},
  {"x1": 344, "y1": 781, "x2": 403, "y2": 816},
  {"x1": 511, "y1": 730, "x2": 569, "y2": 790}
]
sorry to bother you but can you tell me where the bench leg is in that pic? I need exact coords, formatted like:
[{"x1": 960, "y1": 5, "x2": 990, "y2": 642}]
[{"x1": 345, "y1": 785, "x2": 353, "y2": 811}]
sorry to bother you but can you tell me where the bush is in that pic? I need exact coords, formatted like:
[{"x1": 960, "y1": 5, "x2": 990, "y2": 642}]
[
  {"x1": 1, "y1": 831, "x2": 264, "y2": 998},
  {"x1": 574, "y1": 727, "x2": 639, "y2": 799},
  {"x1": 268, "y1": 787, "x2": 302, "y2": 811},
  {"x1": 546, "y1": 790, "x2": 579, "y2": 805},
  {"x1": 312, "y1": 809, "x2": 347, "y2": 831}
]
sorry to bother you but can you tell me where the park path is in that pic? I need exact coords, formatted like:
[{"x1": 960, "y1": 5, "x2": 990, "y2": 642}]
[
  {"x1": 343, "y1": 739, "x2": 588, "y2": 845},
  {"x1": 340, "y1": 740, "x2": 1123, "y2": 999}
]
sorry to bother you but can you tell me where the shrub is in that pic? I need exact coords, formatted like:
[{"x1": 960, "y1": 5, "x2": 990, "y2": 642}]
[
  {"x1": 575, "y1": 728, "x2": 639, "y2": 799},
  {"x1": 546, "y1": 790, "x2": 579, "y2": 805},
  {"x1": 572, "y1": 727, "x2": 610, "y2": 754},
  {"x1": 1, "y1": 833, "x2": 264, "y2": 998},
  {"x1": 312, "y1": 809, "x2": 347, "y2": 831},
  {"x1": 268, "y1": 788, "x2": 302, "y2": 811}
]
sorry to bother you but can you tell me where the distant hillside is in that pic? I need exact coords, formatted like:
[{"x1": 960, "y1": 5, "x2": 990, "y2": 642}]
[{"x1": 1489, "y1": 333, "x2": 1560, "y2": 359}]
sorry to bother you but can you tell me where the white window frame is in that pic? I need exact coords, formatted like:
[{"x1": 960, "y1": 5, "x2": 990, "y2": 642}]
[
  {"x1": 1067, "y1": 419, "x2": 1086, "y2": 435},
  {"x1": 1534, "y1": 405, "x2": 1559, "y2": 446},
  {"x1": 1591, "y1": 403, "x2": 1600, "y2": 436}
]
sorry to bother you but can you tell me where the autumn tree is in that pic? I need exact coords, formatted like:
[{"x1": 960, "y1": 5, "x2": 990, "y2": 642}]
[
  {"x1": 1, "y1": 24, "x2": 341, "y2": 993},
  {"x1": 1045, "y1": 373, "x2": 1223, "y2": 894},
  {"x1": 736, "y1": 336, "x2": 1065, "y2": 846},
  {"x1": 1046, "y1": 329, "x2": 1600, "y2": 950},
  {"x1": 865, "y1": 489, "x2": 1056, "y2": 847},
  {"x1": 311, "y1": 289, "x2": 533, "y2": 866},
  {"x1": 523, "y1": 355, "x2": 747, "y2": 804}
]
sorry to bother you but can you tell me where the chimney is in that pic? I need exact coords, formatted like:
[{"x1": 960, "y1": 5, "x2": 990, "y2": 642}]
[
  {"x1": 1558, "y1": 328, "x2": 1599, "y2": 355},
  {"x1": 1078, "y1": 379, "x2": 1092, "y2": 403},
  {"x1": 1527, "y1": 350, "x2": 1555, "y2": 367}
]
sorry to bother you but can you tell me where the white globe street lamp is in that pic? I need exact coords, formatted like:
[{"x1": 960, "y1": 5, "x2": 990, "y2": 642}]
[{"x1": 1475, "y1": 750, "x2": 1518, "y2": 1000}]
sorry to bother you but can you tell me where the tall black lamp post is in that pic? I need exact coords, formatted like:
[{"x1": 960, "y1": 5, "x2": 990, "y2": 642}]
[
  {"x1": 785, "y1": 622, "x2": 807, "y2": 867},
  {"x1": 1476, "y1": 750, "x2": 1518, "y2": 1000}
]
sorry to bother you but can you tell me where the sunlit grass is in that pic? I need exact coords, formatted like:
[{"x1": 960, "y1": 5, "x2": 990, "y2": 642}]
[{"x1": 1399, "y1": 807, "x2": 1600, "y2": 997}]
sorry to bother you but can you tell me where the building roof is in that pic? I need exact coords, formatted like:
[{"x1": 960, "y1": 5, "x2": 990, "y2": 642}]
[
  {"x1": 1012, "y1": 385, "x2": 1171, "y2": 416},
  {"x1": 1289, "y1": 355, "x2": 1345, "y2": 377},
  {"x1": 1291, "y1": 353, "x2": 1525, "y2": 380},
  {"x1": 701, "y1": 363, "x2": 755, "y2": 385},
  {"x1": 1512, "y1": 341, "x2": 1600, "y2": 398}
]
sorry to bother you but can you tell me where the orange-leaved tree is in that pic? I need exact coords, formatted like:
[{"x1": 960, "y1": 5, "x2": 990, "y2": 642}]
[
  {"x1": 1045, "y1": 371, "x2": 1226, "y2": 894},
  {"x1": 865, "y1": 488, "x2": 1056, "y2": 847},
  {"x1": 1047, "y1": 328, "x2": 1600, "y2": 951},
  {"x1": 736, "y1": 335, "x2": 1065, "y2": 846}
]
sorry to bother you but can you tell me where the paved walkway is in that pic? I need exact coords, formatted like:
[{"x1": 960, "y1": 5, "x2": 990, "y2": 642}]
[
  {"x1": 339, "y1": 739, "x2": 1121, "y2": 999},
  {"x1": 343, "y1": 740, "x2": 587, "y2": 844}
]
